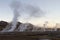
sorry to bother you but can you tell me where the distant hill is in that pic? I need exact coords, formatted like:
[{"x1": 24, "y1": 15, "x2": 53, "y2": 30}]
[
  {"x1": 0, "y1": 21, "x2": 34, "y2": 31},
  {"x1": 0, "y1": 21, "x2": 42, "y2": 32}
]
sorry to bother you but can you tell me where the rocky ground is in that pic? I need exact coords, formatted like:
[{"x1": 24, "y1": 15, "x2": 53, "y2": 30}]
[{"x1": 0, "y1": 32, "x2": 60, "y2": 40}]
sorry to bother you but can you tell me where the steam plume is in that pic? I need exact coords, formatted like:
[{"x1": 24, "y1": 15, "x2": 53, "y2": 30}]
[
  {"x1": 8, "y1": 0, "x2": 20, "y2": 31},
  {"x1": 25, "y1": 5, "x2": 44, "y2": 18},
  {"x1": 1, "y1": 0, "x2": 45, "y2": 32}
]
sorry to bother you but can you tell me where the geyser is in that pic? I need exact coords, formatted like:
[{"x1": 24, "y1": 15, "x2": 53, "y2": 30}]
[
  {"x1": 1, "y1": 0, "x2": 45, "y2": 32},
  {"x1": 1, "y1": 0, "x2": 20, "y2": 32},
  {"x1": 8, "y1": 0, "x2": 20, "y2": 31}
]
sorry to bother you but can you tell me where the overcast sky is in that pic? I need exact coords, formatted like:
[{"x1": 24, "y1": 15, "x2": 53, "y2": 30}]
[{"x1": 0, "y1": 0, "x2": 60, "y2": 26}]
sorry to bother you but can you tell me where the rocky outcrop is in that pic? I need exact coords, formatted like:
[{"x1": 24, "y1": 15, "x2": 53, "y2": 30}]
[
  {"x1": 0, "y1": 21, "x2": 34, "y2": 32},
  {"x1": 0, "y1": 21, "x2": 42, "y2": 32},
  {"x1": 0, "y1": 21, "x2": 22, "y2": 31},
  {"x1": 0, "y1": 21, "x2": 8, "y2": 31}
]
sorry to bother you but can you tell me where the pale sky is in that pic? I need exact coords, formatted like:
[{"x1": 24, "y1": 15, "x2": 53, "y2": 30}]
[{"x1": 0, "y1": 0, "x2": 60, "y2": 27}]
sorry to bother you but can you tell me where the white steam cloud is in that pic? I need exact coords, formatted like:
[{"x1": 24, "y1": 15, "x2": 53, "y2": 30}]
[
  {"x1": 10, "y1": 0, "x2": 45, "y2": 31},
  {"x1": 1, "y1": 0, "x2": 45, "y2": 32}
]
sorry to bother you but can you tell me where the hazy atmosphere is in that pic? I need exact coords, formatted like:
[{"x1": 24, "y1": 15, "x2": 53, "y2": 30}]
[
  {"x1": 0, "y1": 0, "x2": 60, "y2": 27},
  {"x1": 0, "y1": 0, "x2": 60, "y2": 40}
]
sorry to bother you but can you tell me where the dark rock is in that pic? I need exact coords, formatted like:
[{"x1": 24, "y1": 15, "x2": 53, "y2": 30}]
[{"x1": 0, "y1": 21, "x2": 8, "y2": 31}]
